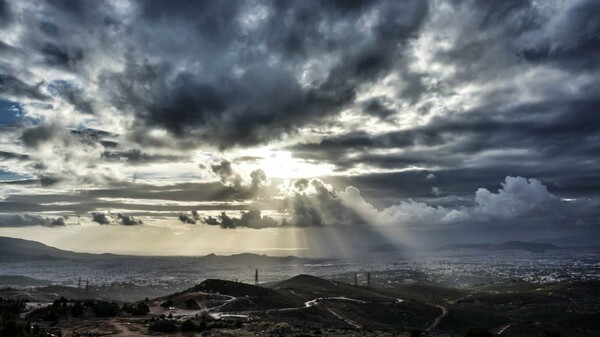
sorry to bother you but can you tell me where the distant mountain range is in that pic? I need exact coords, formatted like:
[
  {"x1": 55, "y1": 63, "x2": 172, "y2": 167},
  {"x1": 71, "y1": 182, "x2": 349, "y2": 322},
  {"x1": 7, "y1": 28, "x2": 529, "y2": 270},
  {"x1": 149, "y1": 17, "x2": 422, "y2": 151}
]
[
  {"x1": 0, "y1": 236, "x2": 315, "y2": 264},
  {"x1": 436, "y1": 241, "x2": 559, "y2": 253}
]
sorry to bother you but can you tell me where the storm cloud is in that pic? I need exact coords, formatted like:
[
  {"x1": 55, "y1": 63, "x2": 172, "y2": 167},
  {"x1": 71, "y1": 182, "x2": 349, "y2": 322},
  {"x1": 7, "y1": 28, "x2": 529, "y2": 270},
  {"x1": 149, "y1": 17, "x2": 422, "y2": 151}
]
[
  {"x1": 0, "y1": 0, "x2": 599, "y2": 246},
  {"x1": 0, "y1": 214, "x2": 66, "y2": 227}
]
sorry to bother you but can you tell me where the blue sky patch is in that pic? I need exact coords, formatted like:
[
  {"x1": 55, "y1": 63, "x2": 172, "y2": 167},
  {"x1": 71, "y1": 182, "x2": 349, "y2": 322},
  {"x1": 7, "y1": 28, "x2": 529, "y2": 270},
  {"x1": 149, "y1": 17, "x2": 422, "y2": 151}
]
[{"x1": 0, "y1": 98, "x2": 25, "y2": 125}]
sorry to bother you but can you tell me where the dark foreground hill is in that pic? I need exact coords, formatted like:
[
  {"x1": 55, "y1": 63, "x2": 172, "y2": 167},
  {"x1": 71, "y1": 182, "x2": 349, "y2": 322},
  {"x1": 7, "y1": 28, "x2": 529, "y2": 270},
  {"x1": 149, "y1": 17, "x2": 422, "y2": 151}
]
[
  {"x1": 161, "y1": 278, "x2": 303, "y2": 311},
  {"x1": 7, "y1": 273, "x2": 600, "y2": 337}
]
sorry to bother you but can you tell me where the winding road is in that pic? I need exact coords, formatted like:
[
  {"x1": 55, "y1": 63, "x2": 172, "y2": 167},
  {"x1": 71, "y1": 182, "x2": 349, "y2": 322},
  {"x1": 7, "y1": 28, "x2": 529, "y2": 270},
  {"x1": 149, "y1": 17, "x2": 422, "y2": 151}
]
[{"x1": 426, "y1": 304, "x2": 449, "y2": 331}]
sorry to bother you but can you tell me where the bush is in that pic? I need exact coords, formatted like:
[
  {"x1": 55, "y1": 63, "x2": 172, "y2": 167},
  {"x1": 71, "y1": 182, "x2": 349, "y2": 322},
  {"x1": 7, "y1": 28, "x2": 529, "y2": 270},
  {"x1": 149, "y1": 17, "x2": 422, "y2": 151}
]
[
  {"x1": 92, "y1": 302, "x2": 120, "y2": 318},
  {"x1": 123, "y1": 302, "x2": 149, "y2": 316},
  {"x1": 184, "y1": 299, "x2": 199, "y2": 309},
  {"x1": 149, "y1": 320, "x2": 178, "y2": 333},
  {"x1": 180, "y1": 319, "x2": 198, "y2": 332},
  {"x1": 71, "y1": 301, "x2": 84, "y2": 317},
  {"x1": 160, "y1": 300, "x2": 174, "y2": 309}
]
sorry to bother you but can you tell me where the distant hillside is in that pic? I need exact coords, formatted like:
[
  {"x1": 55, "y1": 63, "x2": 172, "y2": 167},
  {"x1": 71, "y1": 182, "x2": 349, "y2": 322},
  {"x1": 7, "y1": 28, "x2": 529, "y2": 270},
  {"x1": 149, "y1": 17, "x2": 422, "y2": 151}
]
[
  {"x1": 200, "y1": 252, "x2": 313, "y2": 265},
  {"x1": 0, "y1": 236, "x2": 85, "y2": 261},
  {"x1": 367, "y1": 242, "x2": 413, "y2": 253},
  {"x1": 0, "y1": 236, "x2": 314, "y2": 263},
  {"x1": 436, "y1": 241, "x2": 559, "y2": 253}
]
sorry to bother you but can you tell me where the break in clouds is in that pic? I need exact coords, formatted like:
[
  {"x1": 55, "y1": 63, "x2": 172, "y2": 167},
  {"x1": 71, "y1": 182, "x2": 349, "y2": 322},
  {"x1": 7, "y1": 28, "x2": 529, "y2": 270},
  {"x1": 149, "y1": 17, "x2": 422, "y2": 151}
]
[{"x1": 0, "y1": 0, "x2": 599, "y2": 244}]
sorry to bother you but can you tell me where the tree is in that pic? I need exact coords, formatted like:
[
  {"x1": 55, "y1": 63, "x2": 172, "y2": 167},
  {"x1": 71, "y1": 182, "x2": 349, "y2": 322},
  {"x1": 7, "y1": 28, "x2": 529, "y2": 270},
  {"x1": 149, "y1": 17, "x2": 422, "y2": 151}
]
[
  {"x1": 92, "y1": 302, "x2": 119, "y2": 318},
  {"x1": 180, "y1": 319, "x2": 197, "y2": 332},
  {"x1": 184, "y1": 299, "x2": 199, "y2": 309},
  {"x1": 133, "y1": 302, "x2": 149, "y2": 315},
  {"x1": 72, "y1": 301, "x2": 84, "y2": 317},
  {"x1": 149, "y1": 320, "x2": 178, "y2": 333},
  {"x1": 160, "y1": 300, "x2": 174, "y2": 309}
]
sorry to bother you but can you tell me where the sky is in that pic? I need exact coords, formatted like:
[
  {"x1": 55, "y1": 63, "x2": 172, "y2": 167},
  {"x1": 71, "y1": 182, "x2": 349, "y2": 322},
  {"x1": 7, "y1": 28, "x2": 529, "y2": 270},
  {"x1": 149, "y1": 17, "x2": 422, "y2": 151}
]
[{"x1": 0, "y1": 0, "x2": 599, "y2": 256}]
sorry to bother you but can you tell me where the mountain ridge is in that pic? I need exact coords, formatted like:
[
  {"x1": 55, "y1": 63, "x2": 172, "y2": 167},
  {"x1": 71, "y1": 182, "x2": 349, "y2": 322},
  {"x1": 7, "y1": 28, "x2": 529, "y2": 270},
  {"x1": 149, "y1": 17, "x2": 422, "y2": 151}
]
[{"x1": 0, "y1": 236, "x2": 314, "y2": 263}]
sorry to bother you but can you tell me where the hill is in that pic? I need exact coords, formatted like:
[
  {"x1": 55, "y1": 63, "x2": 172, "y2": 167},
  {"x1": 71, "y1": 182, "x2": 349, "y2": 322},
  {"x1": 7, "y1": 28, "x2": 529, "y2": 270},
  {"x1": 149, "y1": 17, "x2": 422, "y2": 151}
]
[
  {"x1": 199, "y1": 252, "x2": 312, "y2": 265},
  {"x1": 162, "y1": 279, "x2": 302, "y2": 311},
  {"x1": 0, "y1": 236, "x2": 85, "y2": 261},
  {"x1": 269, "y1": 274, "x2": 401, "y2": 302}
]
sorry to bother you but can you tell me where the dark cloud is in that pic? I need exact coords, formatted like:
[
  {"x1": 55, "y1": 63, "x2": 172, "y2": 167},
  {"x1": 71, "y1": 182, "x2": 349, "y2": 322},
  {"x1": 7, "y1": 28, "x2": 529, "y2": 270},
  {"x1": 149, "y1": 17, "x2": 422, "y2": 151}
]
[
  {"x1": 362, "y1": 97, "x2": 395, "y2": 119},
  {"x1": 40, "y1": 43, "x2": 84, "y2": 70},
  {"x1": 0, "y1": 214, "x2": 66, "y2": 227},
  {"x1": 0, "y1": 0, "x2": 598, "y2": 245},
  {"x1": 87, "y1": 212, "x2": 144, "y2": 226},
  {"x1": 91, "y1": 0, "x2": 429, "y2": 148},
  {"x1": 101, "y1": 149, "x2": 185, "y2": 165},
  {"x1": 0, "y1": 0, "x2": 12, "y2": 27},
  {"x1": 90, "y1": 212, "x2": 110, "y2": 225},
  {"x1": 202, "y1": 210, "x2": 278, "y2": 229},
  {"x1": 0, "y1": 151, "x2": 30, "y2": 161},
  {"x1": 90, "y1": 212, "x2": 142, "y2": 226},
  {"x1": 20, "y1": 125, "x2": 60, "y2": 148},
  {"x1": 211, "y1": 160, "x2": 242, "y2": 188},
  {"x1": 209, "y1": 160, "x2": 270, "y2": 199},
  {"x1": 116, "y1": 213, "x2": 143, "y2": 226},
  {"x1": 519, "y1": 0, "x2": 600, "y2": 70},
  {"x1": 0, "y1": 75, "x2": 49, "y2": 101},
  {"x1": 290, "y1": 93, "x2": 600, "y2": 196},
  {"x1": 178, "y1": 210, "x2": 199, "y2": 224},
  {"x1": 47, "y1": 80, "x2": 93, "y2": 114}
]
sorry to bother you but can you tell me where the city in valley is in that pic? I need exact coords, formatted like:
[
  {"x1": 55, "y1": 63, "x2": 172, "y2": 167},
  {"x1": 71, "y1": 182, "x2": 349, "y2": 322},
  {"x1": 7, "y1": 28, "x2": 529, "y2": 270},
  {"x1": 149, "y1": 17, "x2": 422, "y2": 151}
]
[{"x1": 1, "y1": 236, "x2": 599, "y2": 336}]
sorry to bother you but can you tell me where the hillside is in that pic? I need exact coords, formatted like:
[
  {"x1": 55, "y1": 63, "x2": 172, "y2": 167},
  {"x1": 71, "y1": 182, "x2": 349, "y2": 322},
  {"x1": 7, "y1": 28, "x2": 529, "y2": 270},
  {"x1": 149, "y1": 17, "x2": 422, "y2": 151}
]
[
  {"x1": 162, "y1": 279, "x2": 302, "y2": 311},
  {"x1": 199, "y1": 252, "x2": 313, "y2": 265},
  {"x1": 269, "y1": 274, "x2": 401, "y2": 302},
  {"x1": 0, "y1": 236, "x2": 85, "y2": 261},
  {"x1": 0, "y1": 236, "x2": 315, "y2": 264}
]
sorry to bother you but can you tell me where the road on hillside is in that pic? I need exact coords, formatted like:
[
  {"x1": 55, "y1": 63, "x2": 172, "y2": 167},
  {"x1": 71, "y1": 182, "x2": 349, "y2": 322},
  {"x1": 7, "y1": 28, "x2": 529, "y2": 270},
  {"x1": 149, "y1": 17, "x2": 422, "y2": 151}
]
[{"x1": 426, "y1": 304, "x2": 448, "y2": 331}]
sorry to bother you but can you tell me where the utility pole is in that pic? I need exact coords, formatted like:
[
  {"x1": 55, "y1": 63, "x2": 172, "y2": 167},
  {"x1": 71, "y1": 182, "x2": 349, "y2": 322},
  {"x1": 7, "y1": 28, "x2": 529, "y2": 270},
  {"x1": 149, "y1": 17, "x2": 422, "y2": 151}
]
[
  {"x1": 367, "y1": 272, "x2": 371, "y2": 287},
  {"x1": 78, "y1": 277, "x2": 82, "y2": 289},
  {"x1": 255, "y1": 269, "x2": 259, "y2": 286}
]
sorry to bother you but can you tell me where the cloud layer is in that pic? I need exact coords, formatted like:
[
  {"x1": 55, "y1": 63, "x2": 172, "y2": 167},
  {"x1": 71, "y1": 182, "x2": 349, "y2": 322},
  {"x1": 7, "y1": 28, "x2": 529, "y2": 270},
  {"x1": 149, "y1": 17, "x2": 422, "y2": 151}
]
[{"x1": 0, "y1": 0, "x2": 599, "y2": 245}]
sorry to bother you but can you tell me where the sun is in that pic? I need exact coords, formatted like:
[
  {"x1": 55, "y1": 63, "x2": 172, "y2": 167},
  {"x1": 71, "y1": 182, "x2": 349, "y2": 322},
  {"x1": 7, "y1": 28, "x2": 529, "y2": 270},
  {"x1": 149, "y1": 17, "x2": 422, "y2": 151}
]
[
  {"x1": 261, "y1": 150, "x2": 333, "y2": 179},
  {"x1": 229, "y1": 147, "x2": 334, "y2": 179}
]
